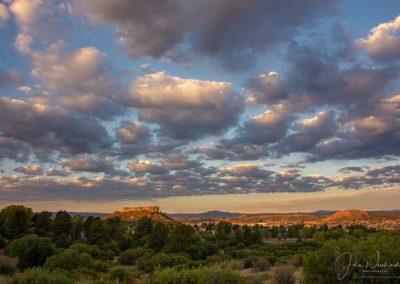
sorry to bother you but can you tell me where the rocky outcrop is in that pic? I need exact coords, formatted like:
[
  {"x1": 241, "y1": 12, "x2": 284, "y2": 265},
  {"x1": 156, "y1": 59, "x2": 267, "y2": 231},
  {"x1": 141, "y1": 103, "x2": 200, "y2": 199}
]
[{"x1": 102, "y1": 206, "x2": 177, "y2": 224}]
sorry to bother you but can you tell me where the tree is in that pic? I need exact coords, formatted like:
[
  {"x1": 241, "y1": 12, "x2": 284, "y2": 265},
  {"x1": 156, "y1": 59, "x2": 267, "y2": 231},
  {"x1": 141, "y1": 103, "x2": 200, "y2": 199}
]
[
  {"x1": 71, "y1": 215, "x2": 84, "y2": 241},
  {"x1": 52, "y1": 211, "x2": 72, "y2": 247},
  {"x1": 83, "y1": 215, "x2": 96, "y2": 240},
  {"x1": 87, "y1": 218, "x2": 106, "y2": 245},
  {"x1": 32, "y1": 211, "x2": 52, "y2": 237},
  {"x1": 148, "y1": 222, "x2": 169, "y2": 251},
  {"x1": 216, "y1": 221, "x2": 232, "y2": 240},
  {"x1": 0, "y1": 205, "x2": 32, "y2": 239},
  {"x1": 6, "y1": 234, "x2": 55, "y2": 269},
  {"x1": 134, "y1": 217, "x2": 153, "y2": 245},
  {"x1": 167, "y1": 224, "x2": 197, "y2": 253},
  {"x1": 104, "y1": 217, "x2": 124, "y2": 242}
]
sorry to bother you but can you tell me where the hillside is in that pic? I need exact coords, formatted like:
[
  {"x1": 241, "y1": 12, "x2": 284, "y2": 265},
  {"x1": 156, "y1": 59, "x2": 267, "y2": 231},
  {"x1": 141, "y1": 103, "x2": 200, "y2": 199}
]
[
  {"x1": 324, "y1": 210, "x2": 370, "y2": 221},
  {"x1": 102, "y1": 206, "x2": 177, "y2": 224}
]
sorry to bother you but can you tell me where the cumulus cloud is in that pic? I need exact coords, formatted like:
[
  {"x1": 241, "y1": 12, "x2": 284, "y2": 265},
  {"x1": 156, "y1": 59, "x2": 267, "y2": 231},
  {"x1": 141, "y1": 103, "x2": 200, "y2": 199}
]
[
  {"x1": 80, "y1": 0, "x2": 337, "y2": 71},
  {"x1": 358, "y1": 15, "x2": 400, "y2": 62},
  {"x1": 220, "y1": 164, "x2": 273, "y2": 179},
  {"x1": 193, "y1": 143, "x2": 268, "y2": 161},
  {"x1": 245, "y1": 72, "x2": 287, "y2": 104},
  {"x1": 14, "y1": 165, "x2": 43, "y2": 175},
  {"x1": 31, "y1": 41, "x2": 123, "y2": 118},
  {"x1": 233, "y1": 104, "x2": 293, "y2": 145},
  {"x1": 82, "y1": 0, "x2": 184, "y2": 59},
  {"x1": 0, "y1": 137, "x2": 30, "y2": 162},
  {"x1": 0, "y1": 97, "x2": 113, "y2": 155},
  {"x1": 10, "y1": 0, "x2": 44, "y2": 29},
  {"x1": 128, "y1": 161, "x2": 169, "y2": 175},
  {"x1": 122, "y1": 71, "x2": 243, "y2": 139},
  {"x1": 14, "y1": 33, "x2": 32, "y2": 54},
  {"x1": 46, "y1": 168, "x2": 71, "y2": 177},
  {"x1": 116, "y1": 121, "x2": 152, "y2": 158},
  {"x1": 311, "y1": 114, "x2": 400, "y2": 160},
  {"x1": 160, "y1": 152, "x2": 202, "y2": 170},
  {"x1": 335, "y1": 165, "x2": 400, "y2": 190},
  {"x1": 61, "y1": 155, "x2": 116, "y2": 174},
  {"x1": 276, "y1": 111, "x2": 338, "y2": 153}
]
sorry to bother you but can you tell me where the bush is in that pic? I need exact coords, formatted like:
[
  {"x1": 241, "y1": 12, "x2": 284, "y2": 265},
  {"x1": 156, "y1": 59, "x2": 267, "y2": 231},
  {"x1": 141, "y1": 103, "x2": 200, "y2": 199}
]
[
  {"x1": 44, "y1": 248, "x2": 108, "y2": 273},
  {"x1": 6, "y1": 235, "x2": 55, "y2": 269},
  {"x1": 149, "y1": 266, "x2": 245, "y2": 284},
  {"x1": 68, "y1": 243, "x2": 103, "y2": 259},
  {"x1": 11, "y1": 268, "x2": 72, "y2": 284},
  {"x1": 110, "y1": 268, "x2": 129, "y2": 282},
  {"x1": 0, "y1": 263, "x2": 16, "y2": 275},
  {"x1": 251, "y1": 258, "x2": 271, "y2": 272},
  {"x1": 119, "y1": 247, "x2": 150, "y2": 265},
  {"x1": 272, "y1": 265, "x2": 296, "y2": 284},
  {"x1": 303, "y1": 234, "x2": 400, "y2": 283}
]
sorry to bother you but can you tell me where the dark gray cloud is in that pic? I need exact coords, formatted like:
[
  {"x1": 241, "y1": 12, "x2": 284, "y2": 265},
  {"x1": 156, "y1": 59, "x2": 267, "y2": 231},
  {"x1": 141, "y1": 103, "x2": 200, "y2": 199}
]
[
  {"x1": 160, "y1": 152, "x2": 202, "y2": 170},
  {"x1": 0, "y1": 137, "x2": 31, "y2": 162},
  {"x1": 128, "y1": 161, "x2": 169, "y2": 176},
  {"x1": 193, "y1": 143, "x2": 268, "y2": 161},
  {"x1": 46, "y1": 168, "x2": 71, "y2": 177},
  {"x1": 310, "y1": 114, "x2": 400, "y2": 161},
  {"x1": 335, "y1": 165, "x2": 400, "y2": 190},
  {"x1": 245, "y1": 42, "x2": 398, "y2": 108},
  {"x1": 233, "y1": 104, "x2": 293, "y2": 145},
  {"x1": 14, "y1": 165, "x2": 43, "y2": 175},
  {"x1": 82, "y1": 0, "x2": 185, "y2": 58},
  {"x1": 338, "y1": 166, "x2": 369, "y2": 174},
  {"x1": 0, "y1": 97, "x2": 113, "y2": 155},
  {"x1": 61, "y1": 155, "x2": 116, "y2": 174},
  {"x1": 116, "y1": 121, "x2": 152, "y2": 158},
  {"x1": 81, "y1": 0, "x2": 338, "y2": 71},
  {"x1": 275, "y1": 111, "x2": 338, "y2": 154}
]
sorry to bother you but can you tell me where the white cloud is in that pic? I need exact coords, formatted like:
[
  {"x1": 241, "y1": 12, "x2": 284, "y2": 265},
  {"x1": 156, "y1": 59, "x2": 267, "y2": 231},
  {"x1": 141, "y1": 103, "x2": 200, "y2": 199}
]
[
  {"x1": 14, "y1": 33, "x2": 32, "y2": 54},
  {"x1": 123, "y1": 71, "x2": 243, "y2": 139},
  {"x1": 358, "y1": 15, "x2": 400, "y2": 61}
]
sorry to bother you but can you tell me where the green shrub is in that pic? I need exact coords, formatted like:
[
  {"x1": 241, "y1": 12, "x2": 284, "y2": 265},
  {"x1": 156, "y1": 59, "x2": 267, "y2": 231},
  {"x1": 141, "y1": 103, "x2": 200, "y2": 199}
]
[
  {"x1": 45, "y1": 249, "x2": 91, "y2": 271},
  {"x1": 68, "y1": 243, "x2": 103, "y2": 259},
  {"x1": 149, "y1": 266, "x2": 245, "y2": 284},
  {"x1": 303, "y1": 234, "x2": 400, "y2": 283},
  {"x1": 110, "y1": 268, "x2": 129, "y2": 282},
  {"x1": 11, "y1": 268, "x2": 72, "y2": 284},
  {"x1": 0, "y1": 263, "x2": 16, "y2": 275},
  {"x1": 6, "y1": 235, "x2": 55, "y2": 269},
  {"x1": 44, "y1": 248, "x2": 108, "y2": 273},
  {"x1": 251, "y1": 258, "x2": 271, "y2": 272},
  {"x1": 119, "y1": 247, "x2": 150, "y2": 265}
]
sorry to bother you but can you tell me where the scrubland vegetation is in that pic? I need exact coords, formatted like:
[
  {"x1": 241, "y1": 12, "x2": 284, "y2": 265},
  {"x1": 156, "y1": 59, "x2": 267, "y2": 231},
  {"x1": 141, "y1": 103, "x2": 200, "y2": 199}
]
[{"x1": 0, "y1": 205, "x2": 399, "y2": 283}]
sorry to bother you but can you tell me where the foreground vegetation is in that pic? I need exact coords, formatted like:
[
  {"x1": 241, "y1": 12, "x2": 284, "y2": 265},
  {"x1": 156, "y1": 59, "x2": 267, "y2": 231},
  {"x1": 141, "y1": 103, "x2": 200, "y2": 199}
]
[{"x1": 0, "y1": 205, "x2": 399, "y2": 283}]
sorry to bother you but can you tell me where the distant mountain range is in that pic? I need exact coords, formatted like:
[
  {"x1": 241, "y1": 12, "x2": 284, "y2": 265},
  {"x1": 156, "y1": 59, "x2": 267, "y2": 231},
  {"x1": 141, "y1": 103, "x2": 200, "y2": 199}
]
[
  {"x1": 48, "y1": 209, "x2": 400, "y2": 219},
  {"x1": 167, "y1": 209, "x2": 400, "y2": 218}
]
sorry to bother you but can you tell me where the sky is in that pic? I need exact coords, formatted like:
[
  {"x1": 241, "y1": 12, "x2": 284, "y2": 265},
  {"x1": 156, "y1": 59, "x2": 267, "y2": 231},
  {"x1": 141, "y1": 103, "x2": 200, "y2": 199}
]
[{"x1": 0, "y1": 0, "x2": 399, "y2": 213}]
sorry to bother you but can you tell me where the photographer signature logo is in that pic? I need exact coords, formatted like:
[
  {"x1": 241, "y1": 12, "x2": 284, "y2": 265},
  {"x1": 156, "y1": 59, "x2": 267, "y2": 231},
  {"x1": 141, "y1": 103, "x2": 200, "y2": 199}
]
[{"x1": 334, "y1": 251, "x2": 400, "y2": 280}]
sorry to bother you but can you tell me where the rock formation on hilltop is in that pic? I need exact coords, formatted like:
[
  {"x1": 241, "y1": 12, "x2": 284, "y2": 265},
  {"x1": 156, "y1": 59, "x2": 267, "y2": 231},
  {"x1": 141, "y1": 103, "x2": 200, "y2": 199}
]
[{"x1": 102, "y1": 206, "x2": 177, "y2": 224}]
